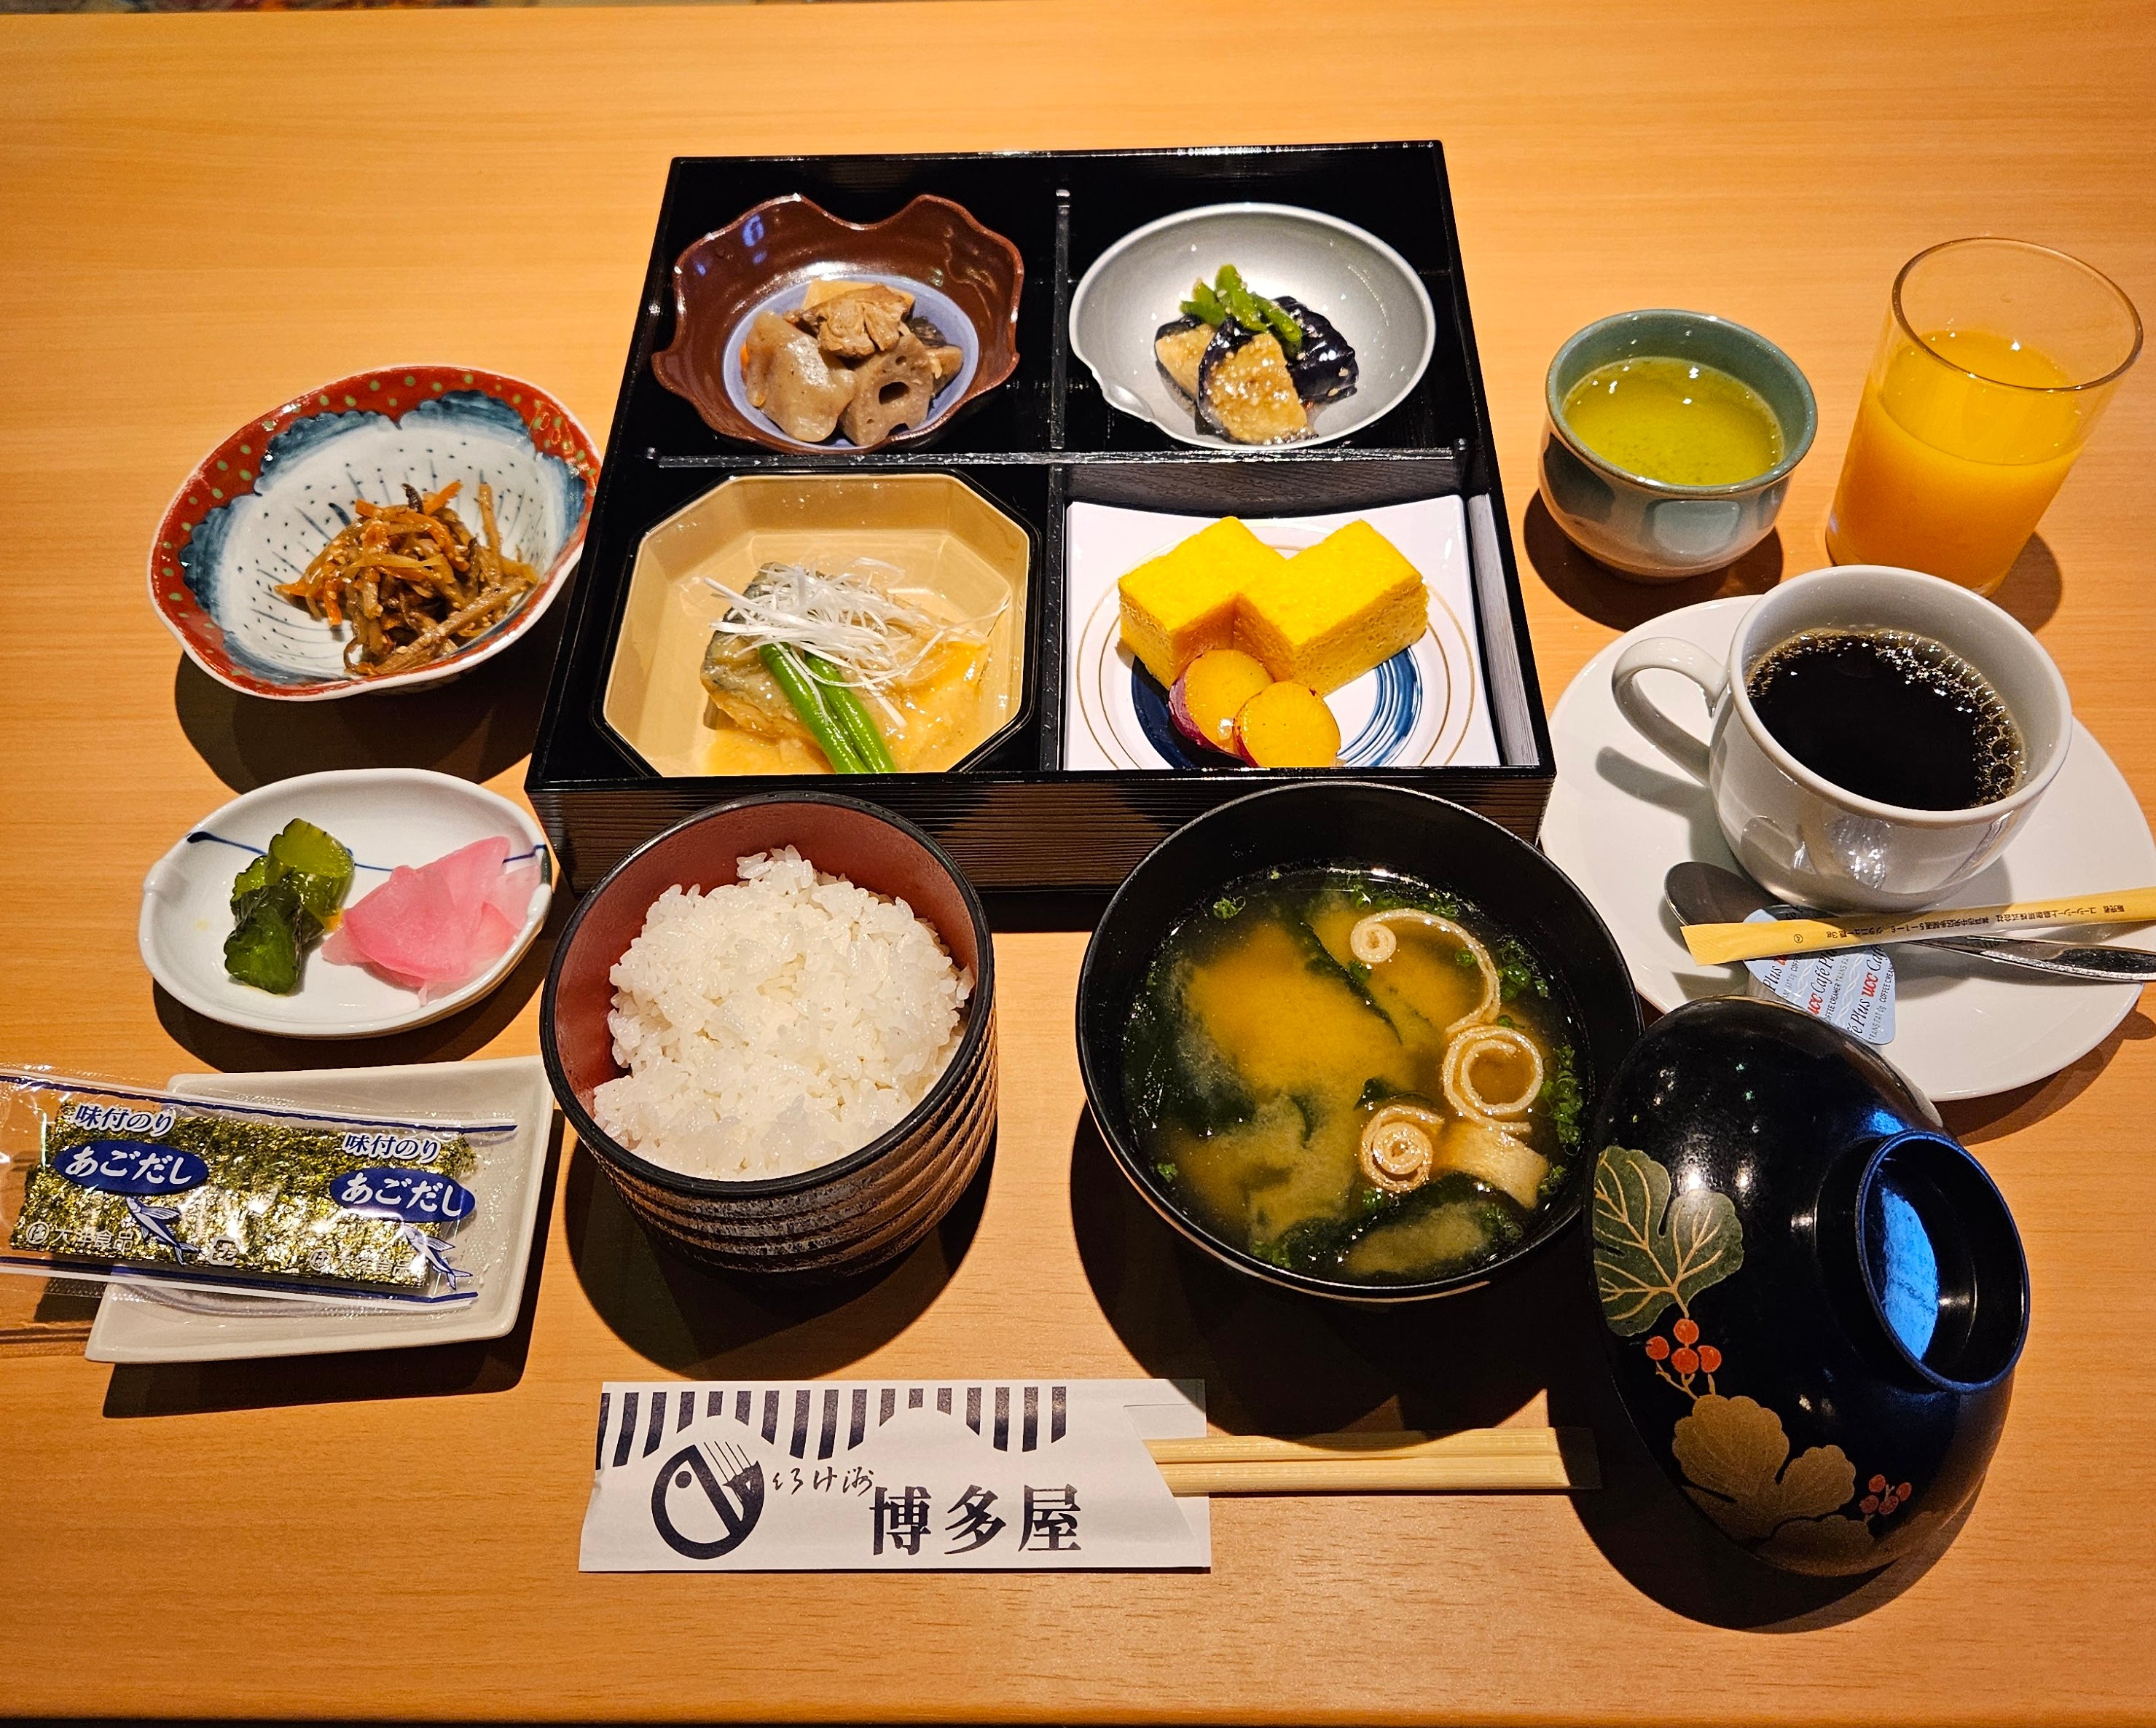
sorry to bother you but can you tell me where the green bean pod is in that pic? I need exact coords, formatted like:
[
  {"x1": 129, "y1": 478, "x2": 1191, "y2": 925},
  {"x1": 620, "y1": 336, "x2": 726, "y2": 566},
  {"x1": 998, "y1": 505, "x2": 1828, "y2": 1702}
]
[
  {"x1": 759, "y1": 643, "x2": 866, "y2": 773},
  {"x1": 803, "y1": 651, "x2": 898, "y2": 773}
]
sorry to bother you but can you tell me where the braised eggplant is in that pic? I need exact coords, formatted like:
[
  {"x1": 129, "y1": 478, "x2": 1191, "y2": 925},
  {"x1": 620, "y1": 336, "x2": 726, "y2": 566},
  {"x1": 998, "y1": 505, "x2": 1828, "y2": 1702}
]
[
  {"x1": 1156, "y1": 267, "x2": 1360, "y2": 444},
  {"x1": 1153, "y1": 315, "x2": 1213, "y2": 401},
  {"x1": 1193, "y1": 320, "x2": 1309, "y2": 444},
  {"x1": 1273, "y1": 296, "x2": 1358, "y2": 406}
]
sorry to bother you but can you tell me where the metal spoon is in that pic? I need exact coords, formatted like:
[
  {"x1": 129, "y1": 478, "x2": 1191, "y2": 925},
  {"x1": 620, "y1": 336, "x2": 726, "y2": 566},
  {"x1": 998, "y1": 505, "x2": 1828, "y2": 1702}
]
[{"x1": 1664, "y1": 862, "x2": 2156, "y2": 983}]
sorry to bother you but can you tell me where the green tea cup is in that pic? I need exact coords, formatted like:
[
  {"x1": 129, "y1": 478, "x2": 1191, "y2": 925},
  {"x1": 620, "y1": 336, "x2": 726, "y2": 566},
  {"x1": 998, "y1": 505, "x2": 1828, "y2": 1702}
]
[{"x1": 1540, "y1": 309, "x2": 1816, "y2": 582}]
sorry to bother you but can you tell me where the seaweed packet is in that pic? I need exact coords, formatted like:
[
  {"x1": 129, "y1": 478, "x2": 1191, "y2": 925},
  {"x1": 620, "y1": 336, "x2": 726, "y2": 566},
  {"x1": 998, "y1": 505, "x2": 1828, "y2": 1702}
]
[{"x1": 0, "y1": 1068, "x2": 518, "y2": 1306}]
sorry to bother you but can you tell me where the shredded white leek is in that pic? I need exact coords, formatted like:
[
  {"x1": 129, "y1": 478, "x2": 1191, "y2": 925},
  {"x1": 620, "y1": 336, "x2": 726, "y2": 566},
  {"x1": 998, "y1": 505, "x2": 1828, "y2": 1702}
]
[{"x1": 699, "y1": 559, "x2": 1006, "y2": 723}]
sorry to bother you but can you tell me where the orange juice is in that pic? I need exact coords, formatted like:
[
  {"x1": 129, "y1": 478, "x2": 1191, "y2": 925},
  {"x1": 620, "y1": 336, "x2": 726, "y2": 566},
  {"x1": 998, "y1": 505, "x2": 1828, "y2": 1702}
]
[{"x1": 1827, "y1": 328, "x2": 2092, "y2": 593}]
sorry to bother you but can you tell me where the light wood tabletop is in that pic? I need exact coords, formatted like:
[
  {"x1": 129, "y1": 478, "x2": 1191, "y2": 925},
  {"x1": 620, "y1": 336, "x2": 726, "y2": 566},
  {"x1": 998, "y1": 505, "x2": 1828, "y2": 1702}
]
[{"x1": 2, "y1": 1, "x2": 2152, "y2": 1721}]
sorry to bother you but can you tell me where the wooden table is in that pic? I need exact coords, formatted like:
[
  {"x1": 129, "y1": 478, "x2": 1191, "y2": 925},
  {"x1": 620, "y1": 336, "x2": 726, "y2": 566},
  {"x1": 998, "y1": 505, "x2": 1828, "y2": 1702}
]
[{"x1": 3, "y1": 2, "x2": 2152, "y2": 1721}]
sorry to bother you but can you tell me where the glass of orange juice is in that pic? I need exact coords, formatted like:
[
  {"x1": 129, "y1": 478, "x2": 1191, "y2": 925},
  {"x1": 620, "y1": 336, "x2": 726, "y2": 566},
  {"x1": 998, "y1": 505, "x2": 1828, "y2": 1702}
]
[{"x1": 1827, "y1": 238, "x2": 2141, "y2": 593}]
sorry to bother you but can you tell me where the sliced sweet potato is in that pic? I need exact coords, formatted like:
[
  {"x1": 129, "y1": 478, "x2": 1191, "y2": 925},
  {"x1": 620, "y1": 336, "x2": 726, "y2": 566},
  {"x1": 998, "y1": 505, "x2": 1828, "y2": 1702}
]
[
  {"x1": 1231, "y1": 680, "x2": 1340, "y2": 768},
  {"x1": 1169, "y1": 648, "x2": 1273, "y2": 754}
]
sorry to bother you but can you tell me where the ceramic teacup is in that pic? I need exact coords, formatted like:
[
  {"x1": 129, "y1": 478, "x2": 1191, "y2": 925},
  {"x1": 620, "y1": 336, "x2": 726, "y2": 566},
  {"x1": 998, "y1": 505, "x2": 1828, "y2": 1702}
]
[
  {"x1": 1540, "y1": 309, "x2": 1816, "y2": 581},
  {"x1": 1612, "y1": 565, "x2": 2072, "y2": 911}
]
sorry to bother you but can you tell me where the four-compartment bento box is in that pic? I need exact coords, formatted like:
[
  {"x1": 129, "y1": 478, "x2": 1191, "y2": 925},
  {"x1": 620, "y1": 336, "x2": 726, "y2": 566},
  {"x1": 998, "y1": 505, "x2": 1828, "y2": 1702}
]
[{"x1": 527, "y1": 143, "x2": 1554, "y2": 899}]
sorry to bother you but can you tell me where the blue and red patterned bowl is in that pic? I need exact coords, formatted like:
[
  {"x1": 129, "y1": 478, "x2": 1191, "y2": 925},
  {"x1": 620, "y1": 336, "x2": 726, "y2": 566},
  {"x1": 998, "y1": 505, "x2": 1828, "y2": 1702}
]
[{"x1": 149, "y1": 364, "x2": 600, "y2": 701}]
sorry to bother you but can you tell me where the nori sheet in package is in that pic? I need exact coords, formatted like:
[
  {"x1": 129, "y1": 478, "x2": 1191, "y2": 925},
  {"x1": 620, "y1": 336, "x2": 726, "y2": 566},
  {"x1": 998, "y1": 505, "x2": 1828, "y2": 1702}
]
[{"x1": 0, "y1": 1069, "x2": 516, "y2": 1303}]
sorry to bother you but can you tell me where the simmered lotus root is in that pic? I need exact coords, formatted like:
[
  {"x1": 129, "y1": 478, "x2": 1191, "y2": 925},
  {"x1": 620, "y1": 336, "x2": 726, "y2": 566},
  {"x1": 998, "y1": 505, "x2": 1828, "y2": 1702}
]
[
  {"x1": 740, "y1": 311, "x2": 858, "y2": 442},
  {"x1": 740, "y1": 278, "x2": 965, "y2": 449},
  {"x1": 839, "y1": 334, "x2": 937, "y2": 446}
]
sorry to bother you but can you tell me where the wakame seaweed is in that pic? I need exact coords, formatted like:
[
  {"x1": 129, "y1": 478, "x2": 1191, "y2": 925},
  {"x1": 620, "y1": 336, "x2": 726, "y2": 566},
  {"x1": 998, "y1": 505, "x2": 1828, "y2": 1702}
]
[{"x1": 1121, "y1": 864, "x2": 1581, "y2": 1285}]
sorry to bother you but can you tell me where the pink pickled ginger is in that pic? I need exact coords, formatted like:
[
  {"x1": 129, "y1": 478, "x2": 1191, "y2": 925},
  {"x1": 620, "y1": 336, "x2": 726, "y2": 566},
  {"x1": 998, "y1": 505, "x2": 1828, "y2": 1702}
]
[{"x1": 324, "y1": 836, "x2": 539, "y2": 1002}]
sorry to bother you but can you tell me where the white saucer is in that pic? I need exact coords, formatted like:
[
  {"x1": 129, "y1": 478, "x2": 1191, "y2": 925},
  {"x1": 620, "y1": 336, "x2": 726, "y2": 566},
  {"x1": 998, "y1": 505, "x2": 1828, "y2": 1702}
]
[
  {"x1": 140, "y1": 768, "x2": 552, "y2": 1039},
  {"x1": 1542, "y1": 596, "x2": 2154, "y2": 1102},
  {"x1": 85, "y1": 1057, "x2": 554, "y2": 1363}
]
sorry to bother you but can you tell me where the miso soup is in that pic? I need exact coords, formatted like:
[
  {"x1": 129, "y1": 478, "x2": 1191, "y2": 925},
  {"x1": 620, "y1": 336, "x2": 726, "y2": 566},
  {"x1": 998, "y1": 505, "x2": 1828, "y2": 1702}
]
[{"x1": 1121, "y1": 865, "x2": 1584, "y2": 1285}]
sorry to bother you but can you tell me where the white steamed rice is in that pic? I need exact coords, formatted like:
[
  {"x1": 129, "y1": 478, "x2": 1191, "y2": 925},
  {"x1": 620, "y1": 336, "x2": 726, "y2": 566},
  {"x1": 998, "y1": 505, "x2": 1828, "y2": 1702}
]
[{"x1": 591, "y1": 847, "x2": 973, "y2": 1181}]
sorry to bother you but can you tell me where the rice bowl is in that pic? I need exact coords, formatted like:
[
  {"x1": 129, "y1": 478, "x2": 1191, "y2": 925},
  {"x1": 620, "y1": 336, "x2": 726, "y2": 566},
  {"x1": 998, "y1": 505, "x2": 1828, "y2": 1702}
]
[
  {"x1": 593, "y1": 847, "x2": 972, "y2": 1181},
  {"x1": 539, "y1": 791, "x2": 998, "y2": 1279}
]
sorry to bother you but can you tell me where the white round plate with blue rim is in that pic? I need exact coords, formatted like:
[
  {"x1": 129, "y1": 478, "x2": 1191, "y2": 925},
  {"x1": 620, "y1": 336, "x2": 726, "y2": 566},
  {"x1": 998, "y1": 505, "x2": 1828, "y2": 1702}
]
[
  {"x1": 1542, "y1": 595, "x2": 2155, "y2": 1101},
  {"x1": 1065, "y1": 499, "x2": 1488, "y2": 771},
  {"x1": 150, "y1": 364, "x2": 599, "y2": 702},
  {"x1": 139, "y1": 768, "x2": 553, "y2": 1039},
  {"x1": 720, "y1": 272, "x2": 981, "y2": 452}
]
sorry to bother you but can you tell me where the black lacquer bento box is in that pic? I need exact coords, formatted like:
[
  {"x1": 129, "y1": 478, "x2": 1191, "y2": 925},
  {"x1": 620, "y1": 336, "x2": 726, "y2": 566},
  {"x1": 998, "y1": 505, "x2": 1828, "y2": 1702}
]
[{"x1": 528, "y1": 143, "x2": 1554, "y2": 898}]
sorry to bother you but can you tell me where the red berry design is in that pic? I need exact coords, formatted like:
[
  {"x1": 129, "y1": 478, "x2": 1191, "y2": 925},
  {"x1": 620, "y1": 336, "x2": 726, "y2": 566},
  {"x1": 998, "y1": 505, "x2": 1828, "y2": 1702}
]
[
  {"x1": 1869, "y1": 1474, "x2": 1887, "y2": 1495},
  {"x1": 1860, "y1": 1495, "x2": 1881, "y2": 1515},
  {"x1": 1645, "y1": 1336, "x2": 1670, "y2": 1361},
  {"x1": 1673, "y1": 1318, "x2": 1700, "y2": 1346},
  {"x1": 1897, "y1": 1482, "x2": 1913, "y2": 1500},
  {"x1": 1696, "y1": 1345, "x2": 1722, "y2": 1372},
  {"x1": 1671, "y1": 1346, "x2": 1699, "y2": 1375}
]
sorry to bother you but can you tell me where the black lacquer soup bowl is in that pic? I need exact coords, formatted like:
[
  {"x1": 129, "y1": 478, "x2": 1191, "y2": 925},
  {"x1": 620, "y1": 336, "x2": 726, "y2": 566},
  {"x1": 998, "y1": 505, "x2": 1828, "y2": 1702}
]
[
  {"x1": 1588, "y1": 997, "x2": 2028, "y2": 1575},
  {"x1": 1077, "y1": 782, "x2": 1642, "y2": 1303}
]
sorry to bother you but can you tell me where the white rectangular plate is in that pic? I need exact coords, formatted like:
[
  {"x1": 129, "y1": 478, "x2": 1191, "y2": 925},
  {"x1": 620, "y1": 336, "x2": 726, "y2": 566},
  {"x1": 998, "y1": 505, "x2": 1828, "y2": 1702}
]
[
  {"x1": 1062, "y1": 495, "x2": 1500, "y2": 772},
  {"x1": 85, "y1": 1056, "x2": 554, "y2": 1363}
]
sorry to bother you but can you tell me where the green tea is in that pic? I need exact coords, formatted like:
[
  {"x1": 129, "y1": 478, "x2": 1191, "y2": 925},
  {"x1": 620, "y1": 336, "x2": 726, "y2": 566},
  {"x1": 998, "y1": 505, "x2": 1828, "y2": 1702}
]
[
  {"x1": 1121, "y1": 866, "x2": 1583, "y2": 1286},
  {"x1": 1561, "y1": 355, "x2": 1784, "y2": 487}
]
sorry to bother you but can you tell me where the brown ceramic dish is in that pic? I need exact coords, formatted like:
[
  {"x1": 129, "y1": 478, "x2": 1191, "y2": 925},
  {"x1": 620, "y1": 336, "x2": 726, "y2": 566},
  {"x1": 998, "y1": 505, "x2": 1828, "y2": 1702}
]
[
  {"x1": 540, "y1": 791, "x2": 997, "y2": 1278},
  {"x1": 651, "y1": 194, "x2": 1024, "y2": 453}
]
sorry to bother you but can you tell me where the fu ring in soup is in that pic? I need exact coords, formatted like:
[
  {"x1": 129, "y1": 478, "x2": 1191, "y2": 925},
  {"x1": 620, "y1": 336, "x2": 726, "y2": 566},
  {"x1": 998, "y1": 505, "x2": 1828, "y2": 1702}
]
[{"x1": 1120, "y1": 865, "x2": 1585, "y2": 1285}]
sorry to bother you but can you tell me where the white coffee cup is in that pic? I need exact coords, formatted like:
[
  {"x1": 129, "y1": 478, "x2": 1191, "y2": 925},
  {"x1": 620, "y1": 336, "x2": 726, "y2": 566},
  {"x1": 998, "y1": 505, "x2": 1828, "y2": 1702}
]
[{"x1": 1611, "y1": 565, "x2": 2071, "y2": 912}]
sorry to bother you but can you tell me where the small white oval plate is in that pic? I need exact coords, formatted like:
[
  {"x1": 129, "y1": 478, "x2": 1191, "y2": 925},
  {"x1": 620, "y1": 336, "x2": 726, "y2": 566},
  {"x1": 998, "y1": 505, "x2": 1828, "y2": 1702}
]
[
  {"x1": 1542, "y1": 596, "x2": 2154, "y2": 1101},
  {"x1": 1069, "y1": 202, "x2": 1436, "y2": 449},
  {"x1": 141, "y1": 768, "x2": 552, "y2": 1039}
]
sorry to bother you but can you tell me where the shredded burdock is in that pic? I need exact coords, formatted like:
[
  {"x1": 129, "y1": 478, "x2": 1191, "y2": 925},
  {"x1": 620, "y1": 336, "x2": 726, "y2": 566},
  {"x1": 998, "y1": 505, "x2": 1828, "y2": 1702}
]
[{"x1": 276, "y1": 481, "x2": 540, "y2": 677}]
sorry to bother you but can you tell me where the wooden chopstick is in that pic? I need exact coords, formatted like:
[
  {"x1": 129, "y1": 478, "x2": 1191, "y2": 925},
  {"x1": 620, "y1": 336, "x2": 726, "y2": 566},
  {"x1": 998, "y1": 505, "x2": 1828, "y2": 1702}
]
[{"x1": 1144, "y1": 1427, "x2": 1597, "y2": 1494}]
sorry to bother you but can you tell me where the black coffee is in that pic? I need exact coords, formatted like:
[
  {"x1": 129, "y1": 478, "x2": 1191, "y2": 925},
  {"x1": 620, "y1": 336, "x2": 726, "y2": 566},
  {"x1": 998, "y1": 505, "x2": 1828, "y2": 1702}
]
[{"x1": 1745, "y1": 628, "x2": 2023, "y2": 810}]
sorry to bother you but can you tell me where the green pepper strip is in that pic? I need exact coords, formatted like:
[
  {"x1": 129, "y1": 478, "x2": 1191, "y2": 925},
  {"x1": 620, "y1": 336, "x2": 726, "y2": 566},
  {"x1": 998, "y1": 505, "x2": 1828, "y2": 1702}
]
[
  {"x1": 1258, "y1": 295, "x2": 1304, "y2": 357},
  {"x1": 759, "y1": 643, "x2": 866, "y2": 773},
  {"x1": 802, "y1": 651, "x2": 898, "y2": 773},
  {"x1": 1212, "y1": 265, "x2": 1304, "y2": 357}
]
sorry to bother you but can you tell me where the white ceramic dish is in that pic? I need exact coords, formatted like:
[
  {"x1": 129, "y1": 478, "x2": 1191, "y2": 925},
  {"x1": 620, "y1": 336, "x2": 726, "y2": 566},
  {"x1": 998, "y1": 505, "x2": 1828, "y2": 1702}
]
[
  {"x1": 1062, "y1": 497, "x2": 1498, "y2": 771},
  {"x1": 85, "y1": 1056, "x2": 554, "y2": 1364},
  {"x1": 140, "y1": 768, "x2": 552, "y2": 1039},
  {"x1": 1542, "y1": 596, "x2": 2154, "y2": 1101},
  {"x1": 1068, "y1": 203, "x2": 1436, "y2": 450}
]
